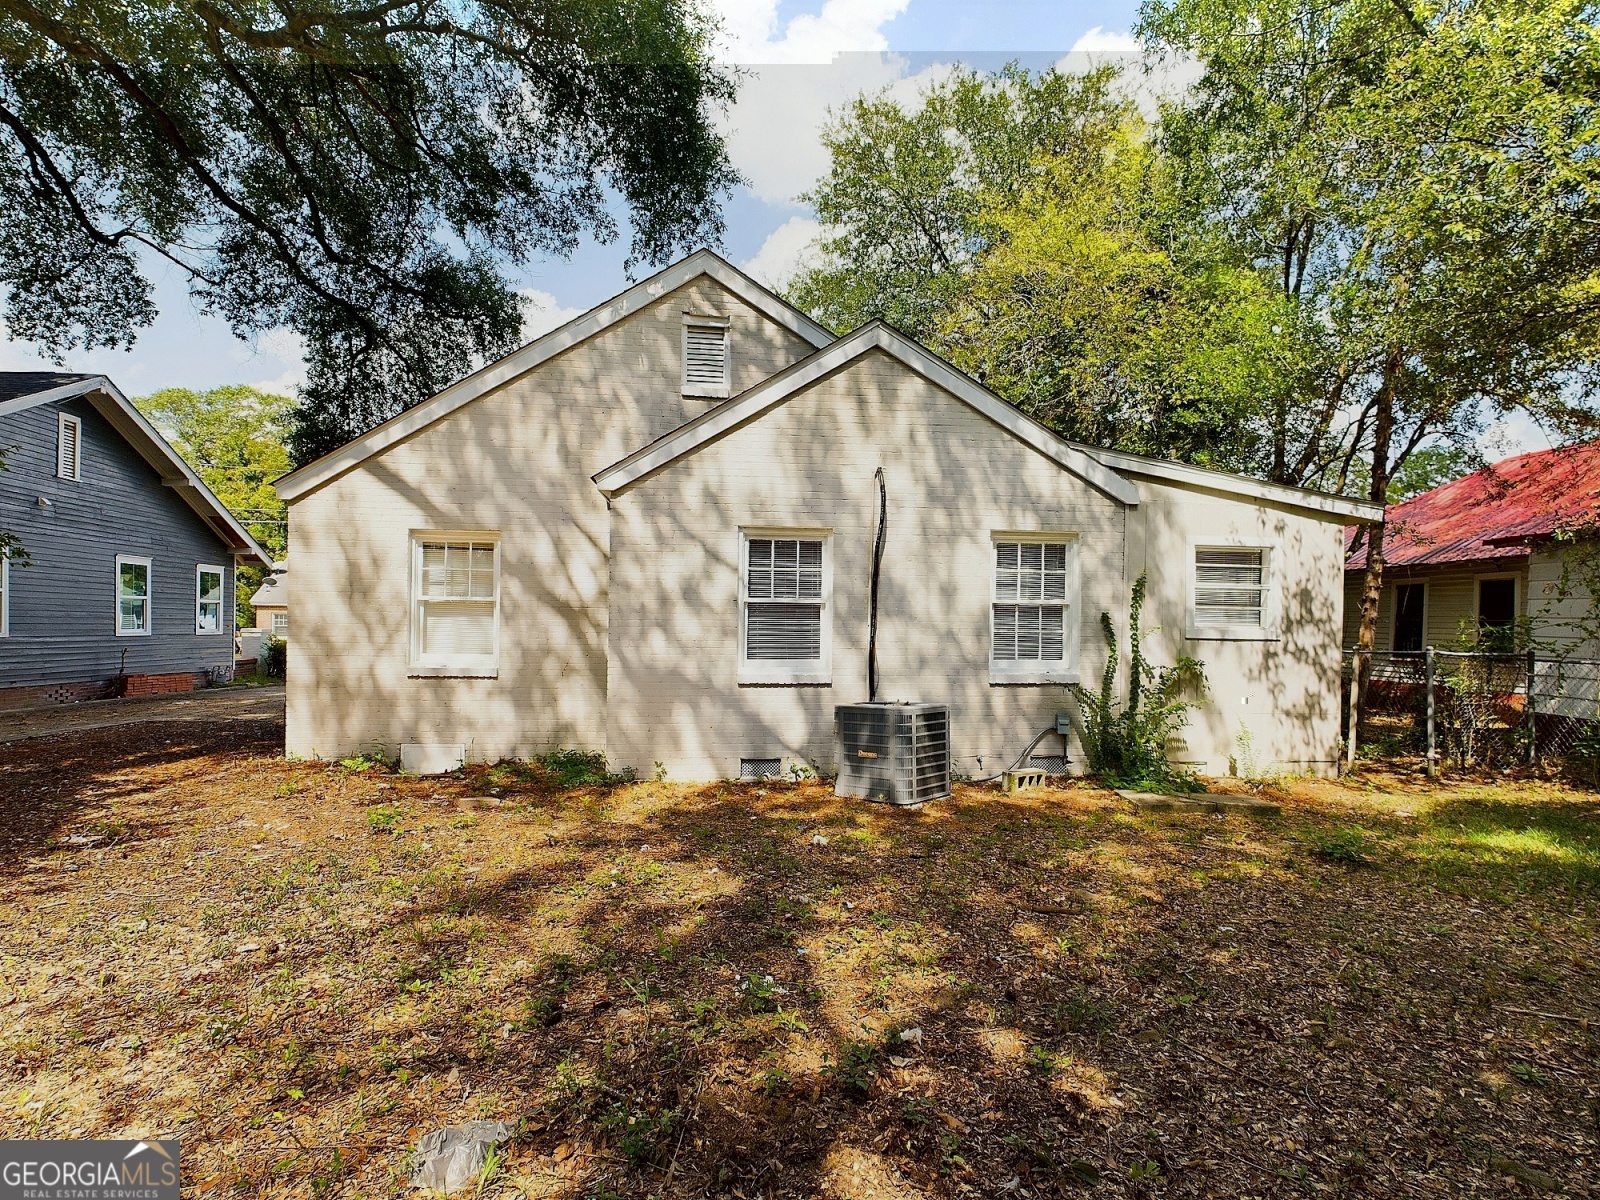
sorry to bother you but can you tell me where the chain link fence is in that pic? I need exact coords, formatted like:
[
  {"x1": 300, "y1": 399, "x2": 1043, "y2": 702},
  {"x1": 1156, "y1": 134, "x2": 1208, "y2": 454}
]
[{"x1": 1342, "y1": 649, "x2": 1600, "y2": 777}]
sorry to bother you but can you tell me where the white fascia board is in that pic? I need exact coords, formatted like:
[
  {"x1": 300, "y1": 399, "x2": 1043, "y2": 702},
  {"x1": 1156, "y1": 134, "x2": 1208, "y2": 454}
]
[
  {"x1": 1086, "y1": 446, "x2": 1385, "y2": 523},
  {"x1": 275, "y1": 250, "x2": 835, "y2": 503},
  {"x1": 0, "y1": 374, "x2": 273, "y2": 563},
  {"x1": 593, "y1": 324, "x2": 1143, "y2": 506}
]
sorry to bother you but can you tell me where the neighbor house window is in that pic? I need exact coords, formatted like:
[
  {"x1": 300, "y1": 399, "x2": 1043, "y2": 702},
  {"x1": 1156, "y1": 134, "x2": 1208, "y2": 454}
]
[
  {"x1": 1394, "y1": 582, "x2": 1426, "y2": 652},
  {"x1": 116, "y1": 555, "x2": 151, "y2": 635},
  {"x1": 272, "y1": 612, "x2": 288, "y2": 636},
  {"x1": 991, "y1": 537, "x2": 1079, "y2": 683},
  {"x1": 740, "y1": 533, "x2": 830, "y2": 684},
  {"x1": 196, "y1": 566, "x2": 224, "y2": 634},
  {"x1": 1188, "y1": 543, "x2": 1277, "y2": 639},
  {"x1": 411, "y1": 535, "x2": 499, "y2": 673},
  {"x1": 683, "y1": 317, "x2": 730, "y2": 398},
  {"x1": 57, "y1": 412, "x2": 82, "y2": 480},
  {"x1": 1478, "y1": 576, "x2": 1517, "y2": 650}
]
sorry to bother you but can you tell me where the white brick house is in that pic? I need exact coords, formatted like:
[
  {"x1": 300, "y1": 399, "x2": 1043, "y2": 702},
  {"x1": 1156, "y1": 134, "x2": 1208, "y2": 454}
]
[{"x1": 276, "y1": 251, "x2": 1381, "y2": 779}]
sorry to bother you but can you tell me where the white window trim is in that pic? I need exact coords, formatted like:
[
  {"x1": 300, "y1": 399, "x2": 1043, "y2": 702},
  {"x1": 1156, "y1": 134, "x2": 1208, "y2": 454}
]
[
  {"x1": 115, "y1": 554, "x2": 152, "y2": 637},
  {"x1": 1391, "y1": 579, "x2": 1428, "y2": 652},
  {"x1": 0, "y1": 553, "x2": 9, "y2": 638},
  {"x1": 1186, "y1": 538, "x2": 1280, "y2": 641},
  {"x1": 989, "y1": 531, "x2": 1081, "y2": 685},
  {"x1": 195, "y1": 564, "x2": 226, "y2": 635},
  {"x1": 682, "y1": 314, "x2": 731, "y2": 399},
  {"x1": 738, "y1": 527, "x2": 832, "y2": 686},
  {"x1": 408, "y1": 531, "x2": 500, "y2": 678},
  {"x1": 57, "y1": 412, "x2": 82, "y2": 481}
]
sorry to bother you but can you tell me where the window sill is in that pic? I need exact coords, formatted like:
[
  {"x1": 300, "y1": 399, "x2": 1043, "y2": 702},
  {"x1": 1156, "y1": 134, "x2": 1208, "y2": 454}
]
[
  {"x1": 738, "y1": 668, "x2": 831, "y2": 687},
  {"x1": 990, "y1": 669, "x2": 1078, "y2": 686},
  {"x1": 408, "y1": 664, "x2": 499, "y2": 678},
  {"x1": 1185, "y1": 625, "x2": 1281, "y2": 642},
  {"x1": 116, "y1": 630, "x2": 151, "y2": 638}
]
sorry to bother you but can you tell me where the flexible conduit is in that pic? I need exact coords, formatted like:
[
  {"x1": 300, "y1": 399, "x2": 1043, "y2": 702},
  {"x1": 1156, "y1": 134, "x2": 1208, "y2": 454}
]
[{"x1": 868, "y1": 466, "x2": 887, "y2": 702}]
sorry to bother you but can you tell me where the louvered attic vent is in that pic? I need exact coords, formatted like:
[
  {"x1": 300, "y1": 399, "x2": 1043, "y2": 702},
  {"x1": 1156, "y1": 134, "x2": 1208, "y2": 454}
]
[{"x1": 683, "y1": 321, "x2": 729, "y2": 397}]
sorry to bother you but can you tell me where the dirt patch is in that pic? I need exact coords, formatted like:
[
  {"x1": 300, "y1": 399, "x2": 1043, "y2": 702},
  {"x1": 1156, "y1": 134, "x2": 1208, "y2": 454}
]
[
  {"x1": 0, "y1": 684, "x2": 283, "y2": 743},
  {"x1": 1, "y1": 717, "x2": 1596, "y2": 1198}
]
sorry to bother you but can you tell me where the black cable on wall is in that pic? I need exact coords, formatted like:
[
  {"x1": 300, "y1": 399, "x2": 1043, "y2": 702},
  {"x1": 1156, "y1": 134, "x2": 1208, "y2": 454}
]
[{"x1": 868, "y1": 466, "x2": 886, "y2": 702}]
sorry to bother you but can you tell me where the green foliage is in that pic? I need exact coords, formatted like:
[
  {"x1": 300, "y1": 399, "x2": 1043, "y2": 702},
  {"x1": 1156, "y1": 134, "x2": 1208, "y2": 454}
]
[
  {"x1": 0, "y1": 0, "x2": 737, "y2": 462},
  {"x1": 135, "y1": 386, "x2": 292, "y2": 622},
  {"x1": 1308, "y1": 828, "x2": 1367, "y2": 865},
  {"x1": 598, "y1": 1103, "x2": 677, "y2": 1165},
  {"x1": 824, "y1": 1039, "x2": 878, "y2": 1097},
  {"x1": 1067, "y1": 575, "x2": 1205, "y2": 790},
  {"x1": 365, "y1": 805, "x2": 399, "y2": 834},
  {"x1": 529, "y1": 749, "x2": 635, "y2": 789},
  {"x1": 260, "y1": 636, "x2": 287, "y2": 679}
]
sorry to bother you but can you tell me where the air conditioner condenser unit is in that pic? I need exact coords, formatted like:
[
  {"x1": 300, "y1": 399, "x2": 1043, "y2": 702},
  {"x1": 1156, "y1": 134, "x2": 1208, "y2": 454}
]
[{"x1": 834, "y1": 702, "x2": 951, "y2": 806}]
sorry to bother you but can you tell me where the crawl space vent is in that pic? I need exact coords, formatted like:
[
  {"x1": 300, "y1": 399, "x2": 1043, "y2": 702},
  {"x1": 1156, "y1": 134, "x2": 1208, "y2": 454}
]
[
  {"x1": 740, "y1": 757, "x2": 781, "y2": 780},
  {"x1": 1029, "y1": 755, "x2": 1069, "y2": 777},
  {"x1": 834, "y1": 702, "x2": 951, "y2": 806}
]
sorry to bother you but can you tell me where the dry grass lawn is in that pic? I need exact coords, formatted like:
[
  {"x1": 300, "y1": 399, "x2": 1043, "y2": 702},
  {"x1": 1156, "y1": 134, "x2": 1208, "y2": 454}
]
[{"x1": 1, "y1": 708, "x2": 1597, "y2": 1199}]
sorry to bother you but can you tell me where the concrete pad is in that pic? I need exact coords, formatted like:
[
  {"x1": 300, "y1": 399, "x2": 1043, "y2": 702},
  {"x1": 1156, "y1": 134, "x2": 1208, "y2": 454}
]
[{"x1": 1116, "y1": 789, "x2": 1280, "y2": 816}]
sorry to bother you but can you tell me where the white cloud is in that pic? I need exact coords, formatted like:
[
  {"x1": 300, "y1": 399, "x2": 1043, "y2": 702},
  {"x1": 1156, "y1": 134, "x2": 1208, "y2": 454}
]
[
  {"x1": 1070, "y1": 26, "x2": 1143, "y2": 53},
  {"x1": 519, "y1": 288, "x2": 586, "y2": 340},
  {"x1": 708, "y1": 0, "x2": 911, "y2": 64},
  {"x1": 722, "y1": 55, "x2": 958, "y2": 204},
  {"x1": 242, "y1": 327, "x2": 308, "y2": 395},
  {"x1": 741, "y1": 216, "x2": 824, "y2": 291}
]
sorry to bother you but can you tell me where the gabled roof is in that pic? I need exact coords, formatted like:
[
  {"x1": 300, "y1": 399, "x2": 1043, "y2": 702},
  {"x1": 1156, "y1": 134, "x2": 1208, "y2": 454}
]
[
  {"x1": 593, "y1": 321, "x2": 1384, "y2": 523},
  {"x1": 276, "y1": 250, "x2": 835, "y2": 502},
  {"x1": 249, "y1": 564, "x2": 288, "y2": 608},
  {"x1": 1346, "y1": 440, "x2": 1600, "y2": 570},
  {"x1": 0, "y1": 372, "x2": 273, "y2": 565}
]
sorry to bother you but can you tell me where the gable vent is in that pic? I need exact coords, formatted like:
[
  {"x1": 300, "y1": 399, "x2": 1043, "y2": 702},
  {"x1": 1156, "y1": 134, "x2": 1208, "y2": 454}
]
[
  {"x1": 683, "y1": 322, "x2": 729, "y2": 396},
  {"x1": 57, "y1": 412, "x2": 82, "y2": 481}
]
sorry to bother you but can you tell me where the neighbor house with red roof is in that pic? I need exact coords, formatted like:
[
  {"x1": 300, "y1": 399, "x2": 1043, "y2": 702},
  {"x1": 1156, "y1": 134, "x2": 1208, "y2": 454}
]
[{"x1": 1344, "y1": 441, "x2": 1600, "y2": 653}]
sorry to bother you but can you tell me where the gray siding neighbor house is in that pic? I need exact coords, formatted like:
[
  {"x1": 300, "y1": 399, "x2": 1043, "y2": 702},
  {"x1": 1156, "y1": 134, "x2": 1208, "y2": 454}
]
[{"x1": 0, "y1": 372, "x2": 272, "y2": 708}]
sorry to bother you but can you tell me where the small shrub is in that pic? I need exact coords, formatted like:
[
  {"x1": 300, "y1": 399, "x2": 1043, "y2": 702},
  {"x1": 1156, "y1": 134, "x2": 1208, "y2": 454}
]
[
  {"x1": 260, "y1": 636, "x2": 287, "y2": 679},
  {"x1": 1309, "y1": 828, "x2": 1367, "y2": 865},
  {"x1": 598, "y1": 1102, "x2": 676, "y2": 1164},
  {"x1": 1067, "y1": 575, "x2": 1205, "y2": 792}
]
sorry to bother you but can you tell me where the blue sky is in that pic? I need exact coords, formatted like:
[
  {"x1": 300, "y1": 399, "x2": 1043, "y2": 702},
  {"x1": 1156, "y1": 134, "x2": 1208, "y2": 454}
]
[{"x1": 0, "y1": 0, "x2": 1547, "y2": 456}]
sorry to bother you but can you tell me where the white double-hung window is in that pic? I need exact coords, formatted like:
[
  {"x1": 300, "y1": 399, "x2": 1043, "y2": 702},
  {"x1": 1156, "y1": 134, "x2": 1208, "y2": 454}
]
[
  {"x1": 196, "y1": 566, "x2": 225, "y2": 634},
  {"x1": 1188, "y1": 542, "x2": 1277, "y2": 639},
  {"x1": 740, "y1": 533, "x2": 830, "y2": 684},
  {"x1": 991, "y1": 536, "x2": 1079, "y2": 683},
  {"x1": 116, "y1": 555, "x2": 151, "y2": 635},
  {"x1": 410, "y1": 534, "x2": 499, "y2": 675}
]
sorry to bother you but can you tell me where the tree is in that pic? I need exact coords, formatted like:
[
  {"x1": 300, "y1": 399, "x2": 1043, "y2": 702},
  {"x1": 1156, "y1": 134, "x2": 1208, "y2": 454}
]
[
  {"x1": 135, "y1": 385, "x2": 292, "y2": 623},
  {"x1": 1, "y1": 0, "x2": 738, "y2": 462},
  {"x1": 1138, "y1": 0, "x2": 1600, "y2": 752},
  {"x1": 789, "y1": 64, "x2": 1313, "y2": 464},
  {"x1": 790, "y1": 64, "x2": 1132, "y2": 341}
]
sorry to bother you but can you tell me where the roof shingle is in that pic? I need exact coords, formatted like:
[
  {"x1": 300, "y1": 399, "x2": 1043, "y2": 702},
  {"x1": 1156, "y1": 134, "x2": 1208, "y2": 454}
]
[{"x1": 0, "y1": 371, "x2": 95, "y2": 404}]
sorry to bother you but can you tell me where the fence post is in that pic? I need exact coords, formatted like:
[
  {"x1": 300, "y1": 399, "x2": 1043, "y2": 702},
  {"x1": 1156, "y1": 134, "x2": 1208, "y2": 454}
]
[
  {"x1": 1526, "y1": 648, "x2": 1538, "y2": 767},
  {"x1": 1425, "y1": 646, "x2": 1437, "y2": 779}
]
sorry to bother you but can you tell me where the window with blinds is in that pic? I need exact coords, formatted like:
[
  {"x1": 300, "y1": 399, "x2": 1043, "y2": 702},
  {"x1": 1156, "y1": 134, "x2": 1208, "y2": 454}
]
[
  {"x1": 413, "y1": 537, "x2": 499, "y2": 666},
  {"x1": 57, "y1": 412, "x2": 82, "y2": 481},
  {"x1": 196, "y1": 566, "x2": 224, "y2": 634},
  {"x1": 1193, "y1": 546, "x2": 1267, "y2": 628},
  {"x1": 683, "y1": 321, "x2": 729, "y2": 396},
  {"x1": 993, "y1": 541, "x2": 1069, "y2": 663},
  {"x1": 742, "y1": 535, "x2": 828, "y2": 679}
]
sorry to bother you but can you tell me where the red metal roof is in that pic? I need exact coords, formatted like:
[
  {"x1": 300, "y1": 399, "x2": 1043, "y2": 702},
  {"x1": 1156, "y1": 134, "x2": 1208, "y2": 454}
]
[{"x1": 1346, "y1": 440, "x2": 1600, "y2": 570}]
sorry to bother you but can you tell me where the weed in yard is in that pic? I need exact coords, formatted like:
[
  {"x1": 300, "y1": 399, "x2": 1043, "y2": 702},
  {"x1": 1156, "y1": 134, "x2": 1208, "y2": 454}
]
[
  {"x1": 366, "y1": 805, "x2": 399, "y2": 834},
  {"x1": 1025, "y1": 1044, "x2": 1059, "y2": 1075},
  {"x1": 531, "y1": 749, "x2": 635, "y2": 789},
  {"x1": 1309, "y1": 827, "x2": 1368, "y2": 864},
  {"x1": 825, "y1": 1038, "x2": 878, "y2": 1097},
  {"x1": 598, "y1": 1102, "x2": 676, "y2": 1165},
  {"x1": 340, "y1": 754, "x2": 389, "y2": 773},
  {"x1": 740, "y1": 974, "x2": 780, "y2": 1013},
  {"x1": 1053, "y1": 988, "x2": 1116, "y2": 1036},
  {"x1": 903, "y1": 1097, "x2": 934, "y2": 1125},
  {"x1": 774, "y1": 1007, "x2": 809, "y2": 1034},
  {"x1": 761, "y1": 1068, "x2": 791, "y2": 1095},
  {"x1": 1510, "y1": 1061, "x2": 1549, "y2": 1087}
]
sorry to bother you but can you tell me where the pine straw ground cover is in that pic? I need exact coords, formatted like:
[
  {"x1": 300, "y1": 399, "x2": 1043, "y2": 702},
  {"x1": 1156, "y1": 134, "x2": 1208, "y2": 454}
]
[{"x1": 1, "y1": 715, "x2": 1597, "y2": 1200}]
